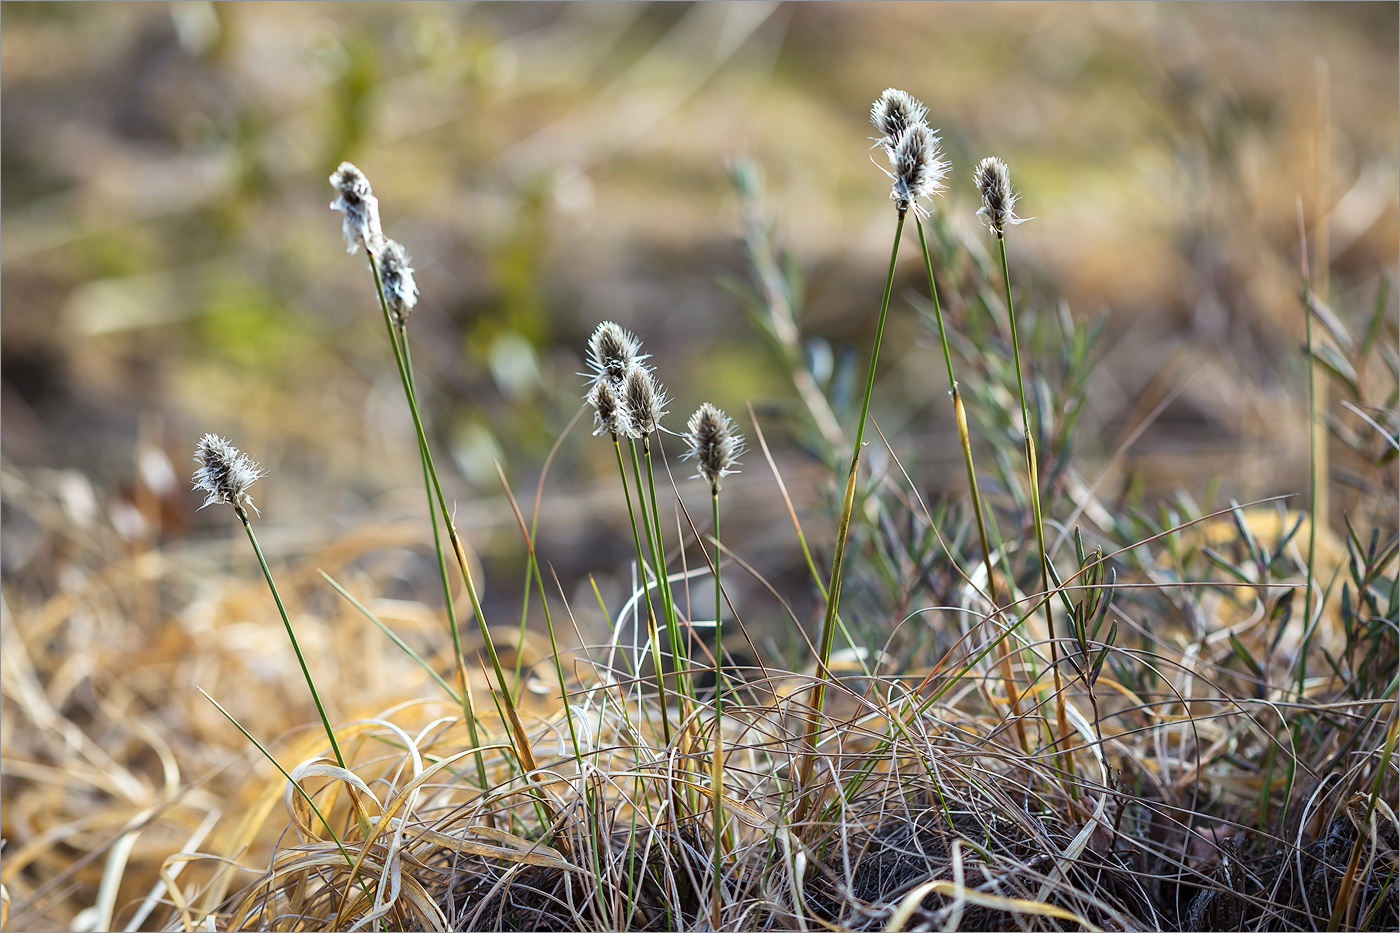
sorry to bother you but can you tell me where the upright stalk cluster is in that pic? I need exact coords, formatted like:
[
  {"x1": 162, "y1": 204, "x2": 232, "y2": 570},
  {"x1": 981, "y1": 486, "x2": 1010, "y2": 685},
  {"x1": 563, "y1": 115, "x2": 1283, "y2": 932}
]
[
  {"x1": 331, "y1": 163, "x2": 541, "y2": 793},
  {"x1": 585, "y1": 323, "x2": 692, "y2": 741}
]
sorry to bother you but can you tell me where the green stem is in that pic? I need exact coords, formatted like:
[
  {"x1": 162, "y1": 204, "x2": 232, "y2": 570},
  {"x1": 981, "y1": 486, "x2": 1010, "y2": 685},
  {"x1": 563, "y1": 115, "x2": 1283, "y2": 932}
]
[
  {"x1": 642, "y1": 435, "x2": 691, "y2": 708},
  {"x1": 236, "y1": 506, "x2": 346, "y2": 772},
  {"x1": 996, "y1": 233, "x2": 1073, "y2": 790},
  {"x1": 795, "y1": 209, "x2": 905, "y2": 826},
  {"x1": 365, "y1": 255, "x2": 537, "y2": 778},
  {"x1": 1302, "y1": 276, "x2": 1319, "y2": 688},
  {"x1": 710, "y1": 488, "x2": 726, "y2": 928},
  {"x1": 400, "y1": 333, "x2": 488, "y2": 789},
  {"x1": 915, "y1": 218, "x2": 1029, "y2": 753},
  {"x1": 626, "y1": 438, "x2": 673, "y2": 744},
  {"x1": 500, "y1": 466, "x2": 585, "y2": 766},
  {"x1": 639, "y1": 433, "x2": 699, "y2": 820}
]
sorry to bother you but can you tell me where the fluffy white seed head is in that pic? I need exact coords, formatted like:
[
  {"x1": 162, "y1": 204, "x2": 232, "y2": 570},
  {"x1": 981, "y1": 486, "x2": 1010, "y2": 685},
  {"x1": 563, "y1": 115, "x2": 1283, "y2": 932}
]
[
  {"x1": 974, "y1": 156, "x2": 1031, "y2": 236},
  {"x1": 587, "y1": 321, "x2": 646, "y2": 388},
  {"x1": 588, "y1": 378, "x2": 632, "y2": 438},
  {"x1": 869, "y1": 88, "x2": 929, "y2": 149},
  {"x1": 329, "y1": 161, "x2": 383, "y2": 254},
  {"x1": 377, "y1": 239, "x2": 419, "y2": 328},
  {"x1": 621, "y1": 364, "x2": 667, "y2": 438},
  {"x1": 683, "y1": 403, "x2": 744, "y2": 493},
  {"x1": 885, "y1": 123, "x2": 948, "y2": 219},
  {"x1": 192, "y1": 434, "x2": 265, "y2": 515}
]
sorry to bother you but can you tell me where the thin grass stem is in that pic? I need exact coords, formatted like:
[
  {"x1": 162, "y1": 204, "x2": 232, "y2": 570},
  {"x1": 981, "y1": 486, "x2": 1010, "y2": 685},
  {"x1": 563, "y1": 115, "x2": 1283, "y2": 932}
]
[
  {"x1": 235, "y1": 505, "x2": 346, "y2": 771},
  {"x1": 642, "y1": 434, "x2": 692, "y2": 712},
  {"x1": 995, "y1": 232, "x2": 1074, "y2": 791},
  {"x1": 199, "y1": 688, "x2": 372, "y2": 900},
  {"x1": 399, "y1": 334, "x2": 489, "y2": 788},
  {"x1": 495, "y1": 463, "x2": 584, "y2": 765},
  {"x1": 365, "y1": 254, "x2": 538, "y2": 778},
  {"x1": 796, "y1": 208, "x2": 905, "y2": 827},
  {"x1": 915, "y1": 217, "x2": 1029, "y2": 753},
  {"x1": 626, "y1": 437, "x2": 674, "y2": 745},
  {"x1": 710, "y1": 489, "x2": 726, "y2": 929}
]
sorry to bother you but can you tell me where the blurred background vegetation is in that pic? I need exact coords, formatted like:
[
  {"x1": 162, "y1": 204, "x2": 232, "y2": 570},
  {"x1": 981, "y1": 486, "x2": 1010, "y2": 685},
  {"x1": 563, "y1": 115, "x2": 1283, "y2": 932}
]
[
  {"x1": 0, "y1": 5, "x2": 1395, "y2": 926},
  {"x1": 3, "y1": 1, "x2": 1395, "y2": 561}
]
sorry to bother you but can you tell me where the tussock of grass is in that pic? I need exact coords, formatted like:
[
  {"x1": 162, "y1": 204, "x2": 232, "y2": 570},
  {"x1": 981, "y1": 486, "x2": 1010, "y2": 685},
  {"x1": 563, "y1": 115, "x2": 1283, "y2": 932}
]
[{"x1": 3, "y1": 90, "x2": 1396, "y2": 933}]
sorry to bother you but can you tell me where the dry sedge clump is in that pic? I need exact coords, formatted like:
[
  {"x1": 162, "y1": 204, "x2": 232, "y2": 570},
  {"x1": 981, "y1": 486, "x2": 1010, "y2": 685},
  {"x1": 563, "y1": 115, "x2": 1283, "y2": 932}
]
[{"x1": 66, "y1": 80, "x2": 1386, "y2": 933}]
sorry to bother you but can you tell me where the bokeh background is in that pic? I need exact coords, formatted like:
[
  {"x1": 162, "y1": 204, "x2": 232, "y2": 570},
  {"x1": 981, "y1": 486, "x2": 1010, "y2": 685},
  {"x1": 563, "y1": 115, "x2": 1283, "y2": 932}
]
[{"x1": 1, "y1": 3, "x2": 1396, "y2": 930}]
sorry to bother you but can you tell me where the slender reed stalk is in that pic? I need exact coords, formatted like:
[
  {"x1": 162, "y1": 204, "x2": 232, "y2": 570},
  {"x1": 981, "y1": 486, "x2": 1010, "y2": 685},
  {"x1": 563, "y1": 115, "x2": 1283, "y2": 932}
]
[
  {"x1": 914, "y1": 217, "x2": 1029, "y2": 753},
  {"x1": 627, "y1": 437, "x2": 675, "y2": 744},
  {"x1": 794, "y1": 90, "x2": 949, "y2": 825},
  {"x1": 192, "y1": 435, "x2": 373, "y2": 839},
  {"x1": 365, "y1": 253, "x2": 538, "y2": 777},
  {"x1": 1298, "y1": 201, "x2": 1320, "y2": 697},
  {"x1": 641, "y1": 433, "x2": 693, "y2": 710},
  {"x1": 400, "y1": 332, "x2": 488, "y2": 788},
  {"x1": 192, "y1": 436, "x2": 348, "y2": 771},
  {"x1": 794, "y1": 208, "x2": 905, "y2": 825},
  {"x1": 331, "y1": 163, "x2": 530, "y2": 776},
  {"x1": 242, "y1": 507, "x2": 348, "y2": 769},
  {"x1": 682, "y1": 401, "x2": 743, "y2": 926},
  {"x1": 710, "y1": 488, "x2": 725, "y2": 928},
  {"x1": 619, "y1": 439, "x2": 672, "y2": 745},
  {"x1": 586, "y1": 354, "x2": 672, "y2": 743},
  {"x1": 974, "y1": 155, "x2": 1072, "y2": 787},
  {"x1": 995, "y1": 233, "x2": 1073, "y2": 789}
]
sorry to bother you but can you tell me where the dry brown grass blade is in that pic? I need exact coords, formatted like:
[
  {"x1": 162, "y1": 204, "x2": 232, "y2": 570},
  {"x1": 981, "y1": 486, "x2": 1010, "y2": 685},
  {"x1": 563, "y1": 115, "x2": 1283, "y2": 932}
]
[
  {"x1": 392, "y1": 823, "x2": 574, "y2": 871},
  {"x1": 885, "y1": 879, "x2": 1103, "y2": 932}
]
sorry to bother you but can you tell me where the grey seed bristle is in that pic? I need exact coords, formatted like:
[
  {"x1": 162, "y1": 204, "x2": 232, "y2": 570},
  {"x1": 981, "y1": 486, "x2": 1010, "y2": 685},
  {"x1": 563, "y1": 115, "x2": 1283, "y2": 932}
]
[
  {"x1": 683, "y1": 403, "x2": 744, "y2": 493},
  {"x1": 377, "y1": 239, "x2": 419, "y2": 328},
  {"x1": 621, "y1": 364, "x2": 666, "y2": 437},
  {"x1": 870, "y1": 88, "x2": 929, "y2": 149},
  {"x1": 588, "y1": 378, "x2": 632, "y2": 438},
  {"x1": 974, "y1": 156, "x2": 1030, "y2": 236},
  {"x1": 329, "y1": 161, "x2": 384, "y2": 255},
  {"x1": 587, "y1": 321, "x2": 645, "y2": 387},
  {"x1": 192, "y1": 434, "x2": 266, "y2": 514},
  {"x1": 887, "y1": 123, "x2": 948, "y2": 220}
]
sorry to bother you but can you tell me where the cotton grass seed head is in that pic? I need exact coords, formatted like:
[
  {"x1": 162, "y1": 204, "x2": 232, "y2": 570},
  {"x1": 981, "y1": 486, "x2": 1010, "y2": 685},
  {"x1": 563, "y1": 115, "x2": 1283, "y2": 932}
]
[
  {"x1": 329, "y1": 161, "x2": 383, "y2": 255},
  {"x1": 974, "y1": 156, "x2": 1032, "y2": 237},
  {"x1": 622, "y1": 364, "x2": 666, "y2": 437},
  {"x1": 587, "y1": 321, "x2": 646, "y2": 387},
  {"x1": 588, "y1": 378, "x2": 632, "y2": 438},
  {"x1": 869, "y1": 88, "x2": 929, "y2": 149},
  {"x1": 885, "y1": 123, "x2": 948, "y2": 220},
  {"x1": 377, "y1": 239, "x2": 419, "y2": 328},
  {"x1": 192, "y1": 434, "x2": 265, "y2": 515},
  {"x1": 683, "y1": 403, "x2": 744, "y2": 493}
]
